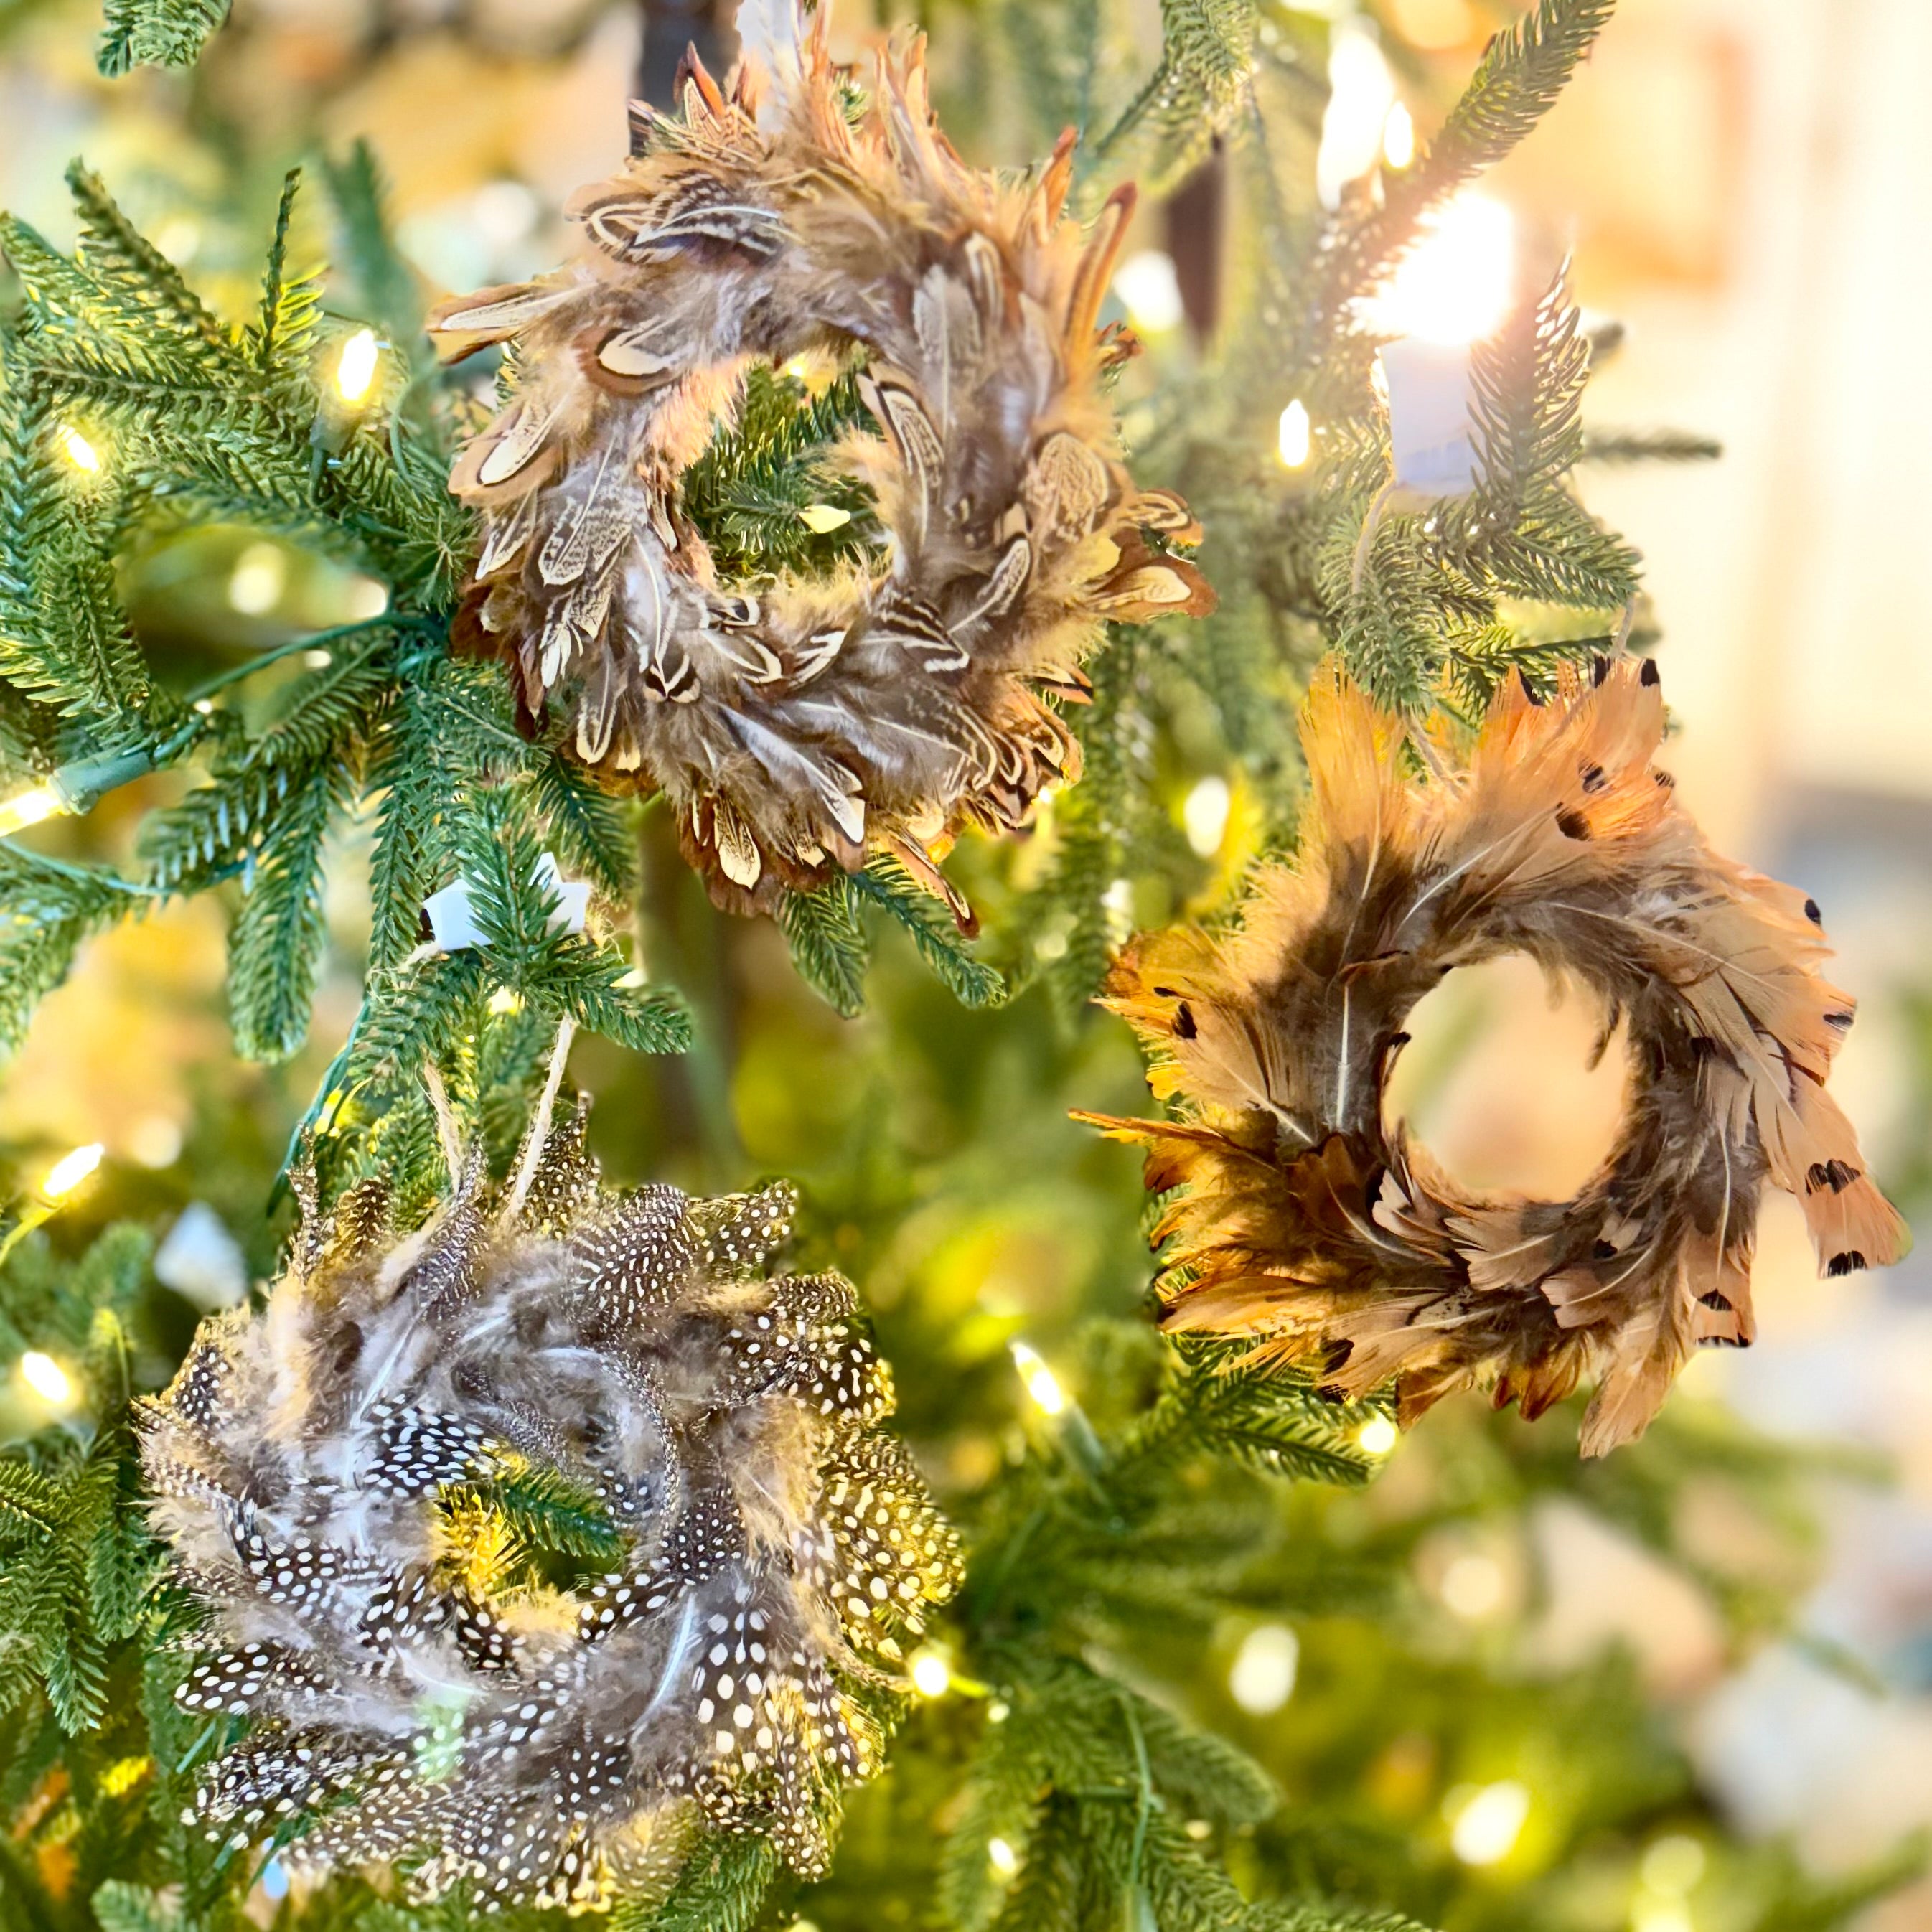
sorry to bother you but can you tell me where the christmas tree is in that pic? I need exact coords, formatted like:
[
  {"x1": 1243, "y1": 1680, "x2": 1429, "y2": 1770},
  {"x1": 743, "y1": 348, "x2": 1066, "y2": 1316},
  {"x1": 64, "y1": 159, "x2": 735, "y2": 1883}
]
[{"x1": 0, "y1": 2, "x2": 1919, "y2": 1931}]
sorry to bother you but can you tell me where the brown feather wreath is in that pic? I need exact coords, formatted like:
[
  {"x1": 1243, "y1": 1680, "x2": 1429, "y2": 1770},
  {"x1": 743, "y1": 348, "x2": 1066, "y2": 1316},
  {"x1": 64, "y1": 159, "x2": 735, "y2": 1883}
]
[
  {"x1": 139, "y1": 1070, "x2": 960, "y2": 1909},
  {"x1": 1079, "y1": 660, "x2": 1909, "y2": 1457},
  {"x1": 426, "y1": 0, "x2": 1212, "y2": 927}
]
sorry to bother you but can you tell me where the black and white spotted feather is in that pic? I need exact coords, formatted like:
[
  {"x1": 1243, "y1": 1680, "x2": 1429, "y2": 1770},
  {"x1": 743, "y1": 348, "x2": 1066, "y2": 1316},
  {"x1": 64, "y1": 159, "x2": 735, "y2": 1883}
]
[{"x1": 139, "y1": 1096, "x2": 960, "y2": 1911}]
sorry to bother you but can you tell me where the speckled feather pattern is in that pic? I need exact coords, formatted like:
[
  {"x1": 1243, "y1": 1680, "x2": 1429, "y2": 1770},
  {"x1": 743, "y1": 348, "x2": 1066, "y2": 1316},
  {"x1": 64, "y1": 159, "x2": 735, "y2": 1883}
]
[
  {"x1": 1080, "y1": 660, "x2": 1909, "y2": 1456},
  {"x1": 139, "y1": 1101, "x2": 960, "y2": 1910},
  {"x1": 427, "y1": 0, "x2": 1211, "y2": 926}
]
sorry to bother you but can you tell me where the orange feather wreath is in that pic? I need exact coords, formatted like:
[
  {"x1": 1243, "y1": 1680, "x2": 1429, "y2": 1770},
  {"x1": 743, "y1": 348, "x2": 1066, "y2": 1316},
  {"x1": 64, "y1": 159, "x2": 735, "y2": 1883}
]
[
  {"x1": 1080, "y1": 660, "x2": 1908, "y2": 1456},
  {"x1": 428, "y1": 1, "x2": 1211, "y2": 926}
]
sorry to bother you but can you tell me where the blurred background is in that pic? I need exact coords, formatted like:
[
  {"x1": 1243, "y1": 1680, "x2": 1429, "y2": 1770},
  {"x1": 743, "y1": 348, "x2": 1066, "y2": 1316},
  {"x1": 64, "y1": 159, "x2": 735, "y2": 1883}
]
[{"x1": 1, "y1": 0, "x2": 1929, "y2": 1926}]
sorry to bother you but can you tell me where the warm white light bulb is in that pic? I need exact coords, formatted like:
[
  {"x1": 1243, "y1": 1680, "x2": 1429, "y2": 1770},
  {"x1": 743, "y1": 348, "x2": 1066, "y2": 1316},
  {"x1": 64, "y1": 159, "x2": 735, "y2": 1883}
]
[
  {"x1": 1369, "y1": 192, "x2": 1515, "y2": 344},
  {"x1": 987, "y1": 1837, "x2": 1019, "y2": 1877},
  {"x1": 487, "y1": 986, "x2": 523, "y2": 1015},
  {"x1": 1383, "y1": 101, "x2": 1417, "y2": 169},
  {"x1": 19, "y1": 1350, "x2": 73, "y2": 1405},
  {"x1": 1114, "y1": 249, "x2": 1186, "y2": 333},
  {"x1": 0, "y1": 787, "x2": 65, "y2": 837},
  {"x1": 1009, "y1": 1341, "x2": 1066, "y2": 1417},
  {"x1": 1229, "y1": 1623, "x2": 1300, "y2": 1714},
  {"x1": 1318, "y1": 22, "x2": 1397, "y2": 208},
  {"x1": 1450, "y1": 1780, "x2": 1529, "y2": 1865},
  {"x1": 1183, "y1": 776, "x2": 1231, "y2": 857},
  {"x1": 56, "y1": 424, "x2": 102, "y2": 472},
  {"x1": 798, "y1": 502, "x2": 853, "y2": 533},
  {"x1": 1358, "y1": 1415, "x2": 1399, "y2": 1455},
  {"x1": 909, "y1": 1648, "x2": 952, "y2": 1697},
  {"x1": 334, "y1": 329, "x2": 381, "y2": 405},
  {"x1": 42, "y1": 1143, "x2": 105, "y2": 1199},
  {"x1": 1277, "y1": 398, "x2": 1312, "y2": 469}
]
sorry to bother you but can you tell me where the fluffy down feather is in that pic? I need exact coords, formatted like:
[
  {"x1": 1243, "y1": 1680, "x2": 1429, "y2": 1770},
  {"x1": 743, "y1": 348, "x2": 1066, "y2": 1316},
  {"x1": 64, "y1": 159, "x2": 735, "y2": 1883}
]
[
  {"x1": 139, "y1": 1098, "x2": 959, "y2": 1909},
  {"x1": 1079, "y1": 659, "x2": 1908, "y2": 1456},
  {"x1": 428, "y1": 0, "x2": 1211, "y2": 927}
]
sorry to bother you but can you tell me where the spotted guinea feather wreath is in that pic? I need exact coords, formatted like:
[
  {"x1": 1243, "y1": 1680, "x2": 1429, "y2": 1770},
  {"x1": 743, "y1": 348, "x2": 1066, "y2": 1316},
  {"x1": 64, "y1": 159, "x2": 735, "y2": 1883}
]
[
  {"x1": 1079, "y1": 660, "x2": 1909, "y2": 1458},
  {"x1": 426, "y1": 0, "x2": 1211, "y2": 927},
  {"x1": 139, "y1": 1051, "x2": 960, "y2": 1910}
]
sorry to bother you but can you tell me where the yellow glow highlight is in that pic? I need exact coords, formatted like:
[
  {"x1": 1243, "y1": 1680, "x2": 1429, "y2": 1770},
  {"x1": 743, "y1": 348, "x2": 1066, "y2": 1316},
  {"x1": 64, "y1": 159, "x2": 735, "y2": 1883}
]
[
  {"x1": 0, "y1": 787, "x2": 65, "y2": 836},
  {"x1": 487, "y1": 987, "x2": 523, "y2": 1015},
  {"x1": 798, "y1": 502, "x2": 852, "y2": 533},
  {"x1": 1641, "y1": 1837, "x2": 1707, "y2": 1895},
  {"x1": 19, "y1": 1350, "x2": 73, "y2": 1405},
  {"x1": 1009, "y1": 1341, "x2": 1066, "y2": 1417},
  {"x1": 1358, "y1": 1415, "x2": 1399, "y2": 1455},
  {"x1": 42, "y1": 1143, "x2": 105, "y2": 1199},
  {"x1": 1370, "y1": 193, "x2": 1515, "y2": 345},
  {"x1": 987, "y1": 1837, "x2": 1018, "y2": 1877},
  {"x1": 1450, "y1": 1780, "x2": 1529, "y2": 1865},
  {"x1": 1383, "y1": 102, "x2": 1416, "y2": 169},
  {"x1": 334, "y1": 329, "x2": 381, "y2": 405},
  {"x1": 56, "y1": 424, "x2": 102, "y2": 472},
  {"x1": 1277, "y1": 398, "x2": 1312, "y2": 469},
  {"x1": 909, "y1": 1648, "x2": 952, "y2": 1698}
]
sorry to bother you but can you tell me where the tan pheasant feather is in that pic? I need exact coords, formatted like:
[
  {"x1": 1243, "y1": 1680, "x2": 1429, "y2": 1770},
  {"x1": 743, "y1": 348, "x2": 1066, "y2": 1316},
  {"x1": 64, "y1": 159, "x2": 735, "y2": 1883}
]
[
  {"x1": 428, "y1": 1, "x2": 1211, "y2": 924},
  {"x1": 1079, "y1": 659, "x2": 1909, "y2": 1456}
]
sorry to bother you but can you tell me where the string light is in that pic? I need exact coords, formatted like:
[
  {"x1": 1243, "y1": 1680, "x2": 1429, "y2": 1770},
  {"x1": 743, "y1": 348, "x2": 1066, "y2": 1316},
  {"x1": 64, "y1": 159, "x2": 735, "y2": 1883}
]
[
  {"x1": 1183, "y1": 775, "x2": 1232, "y2": 856},
  {"x1": 19, "y1": 1350, "x2": 74, "y2": 1406},
  {"x1": 42, "y1": 1143, "x2": 105, "y2": 1199},
  {"x1": 0, "y1": 787, "x2": 64, "y2": 837},
  {"x1": 487, "y1": 987, "x2": 524, "y2": 1015},
  {"x1": 1317, "y1": 21, "x2": 1397, "y2": 208},
  {"x1": 798, "y1": 502, "x2": 853, "y2": 533},
  {"x1": 1113, "y1": 249, "x2": 1186, "y2": 333},
  {"x1": 909, "y1": 1647, "x2": 952, "y2": 1697},
  {"x1": 1369, "y1": 192, "x2": 1516, "y2": 345},
  {"x1": 334, "y1": 329, "x2": 381, "y2": 405},
  {"x1": 1008, "y1": 1340, "x2": 1066, "y2": 1417},
  {"x1": 1383, "y1": 101, "x2": 1417, "y2": 169},
  {"x1": 1228, "y1": 1623, "x2": 1299, "y2": 1715},
  {"x1": 1448, "y1": 1780, "x2": 1529, "y2": 1865},
  {"x1": 1277, "y1": 398, "x2": 1312, "y2": 469},
  {"x1": 1358, "y1": 1414, "x2": 1399, "y2": 1455},
  {"x1": 986, "y1": 1837, "x2": 1019, "y2": 1877},
  {"x1": 55, "y1": 424, "x2": 102, "y2": 472}
]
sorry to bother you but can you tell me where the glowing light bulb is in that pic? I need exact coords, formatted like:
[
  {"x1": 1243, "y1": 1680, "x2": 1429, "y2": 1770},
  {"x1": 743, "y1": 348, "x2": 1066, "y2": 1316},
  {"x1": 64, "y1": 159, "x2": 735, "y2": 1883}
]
[
  {"x1": 19, "y1": 1350, "x2": 73, "y2": 1405},
  {"x1": 1009, "y1": 1341, "x2": 1066, "y2": 1417},
  {"x1": 56, "y1": 424, "x2": 102, "y2": 472},
  {"x1": 42, "y1": 1143, "x2": 104, "y2": 1199},
  {"x1": 1382, "y1": 102, "x2": 1416, "y2": 170},
  {"x1": 1229, "y1": 1623, "x2": 1299, "y2": 1714},
  {"x1": 1318, "y1": 22, "x2": 1397, "y2": 208},
  {"x1": 1370, "y1": 192, "x2": 1515, "y2": 345},
  {"x1": 987, "y1": 1837, "x2": 1019, "y2": 1877},
  {"x1": 1450, "y1": 1780, "x2": 1529, "y2": 1865},
  {"x1": 1183, "y1": 775, "x2": 1231, "y2": 856},
  {"x1": 334, "y1": 329, "x2": 380, "y2": 405},
  {"x1": 1358, "y1": 1415, "x2": 1399, "y2": 1455},
  {"x1": 0, "y1": 787, "x2": 65, "y2": 837},
  {"x1": 909, "y1": 1648, "x2": 952, "y2": 1697},
  {"x1": 799, "y1": 502, "x2": 852, "y2": 533},
  {"x1": 487, "y1": 987, "x2": 523, "y2": 1015},
  {"x1": 1114, "y1": 249, "x2": 1185, "y2": 333},
  {"x1": 1277, "y1": 398, "x2": 1312, "y2": 469},
  {"x1": 1440, "y1": 1552, "x2": 1505, "y2": 1618},
  {"x1": 227, "y1": 542, "x2": 286, "y2": 616}
]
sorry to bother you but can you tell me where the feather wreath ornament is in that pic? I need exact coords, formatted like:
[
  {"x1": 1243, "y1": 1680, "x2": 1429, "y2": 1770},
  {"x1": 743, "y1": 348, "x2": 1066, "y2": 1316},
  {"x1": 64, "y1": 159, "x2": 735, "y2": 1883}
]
[
  {"x1": 1079, "y1": 660, "x2": 1908, "y2": 1457},
  {"x1": 426, "y1": 0, "x2": 1211, "y2": 927},
  {"x1": 138, "y1": 1051, "x2": 960, "y2": 1909}
]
